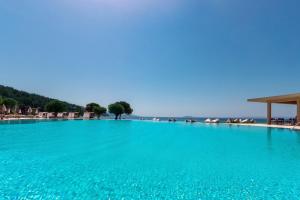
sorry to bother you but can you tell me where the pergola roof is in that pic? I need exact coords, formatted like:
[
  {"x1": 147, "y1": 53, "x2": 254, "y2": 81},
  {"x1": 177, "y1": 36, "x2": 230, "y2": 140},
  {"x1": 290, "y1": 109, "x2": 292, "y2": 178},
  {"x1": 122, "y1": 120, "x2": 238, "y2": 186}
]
[{"x1": 248, "y1": 93, "x2": 300, "y2": 104}]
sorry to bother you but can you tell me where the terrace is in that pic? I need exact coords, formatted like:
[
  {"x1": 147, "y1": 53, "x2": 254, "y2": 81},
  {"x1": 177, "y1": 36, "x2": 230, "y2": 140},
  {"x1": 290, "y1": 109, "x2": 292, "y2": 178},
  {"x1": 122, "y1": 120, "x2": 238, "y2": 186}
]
[{"x1": 248, "y1": 93, "x2": 300, "y2": 126}]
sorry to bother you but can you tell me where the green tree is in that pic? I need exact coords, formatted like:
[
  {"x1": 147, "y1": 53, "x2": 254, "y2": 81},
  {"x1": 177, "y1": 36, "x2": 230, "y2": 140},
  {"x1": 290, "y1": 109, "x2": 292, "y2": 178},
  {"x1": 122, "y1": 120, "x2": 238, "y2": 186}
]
[
  {"x1": 2, "y1": 98, "x2": 18, "y2": 109},
  {"x1": 118, "y1": 101, "x2": 133, "y2": 115},
  {"x1": 45, "y1": 100, "x2": 67, "y2": 113},
  {"x1": 94, "y1": 106, "x2": 107, "y2": 117},
  {"x1": 108, "y1": 103, "x2": 125, "y2": 120},
  {"x1": 0, "y1": 96, "x2": 3, "y2": 105},
  {"x1": 85, "y1": 103, "x2": 107, "y2": 118},
  {"x1": 85, "y1": 103, "x2": 99, "y2": 112}
]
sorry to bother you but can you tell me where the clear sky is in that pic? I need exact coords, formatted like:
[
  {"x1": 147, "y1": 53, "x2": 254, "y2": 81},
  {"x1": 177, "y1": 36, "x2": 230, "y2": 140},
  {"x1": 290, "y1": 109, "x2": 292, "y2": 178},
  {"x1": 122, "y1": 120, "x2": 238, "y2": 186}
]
[{"x1": 0, "y1": 0, "x2": 300, "y2": 117}]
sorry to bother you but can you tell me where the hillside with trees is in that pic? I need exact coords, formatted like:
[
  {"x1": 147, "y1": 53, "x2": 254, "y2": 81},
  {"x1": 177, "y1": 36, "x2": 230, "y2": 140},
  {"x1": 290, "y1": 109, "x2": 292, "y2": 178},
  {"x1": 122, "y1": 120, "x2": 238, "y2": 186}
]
[{"x1": 0, "y1": 85, "x2": 83, "y2": 112}]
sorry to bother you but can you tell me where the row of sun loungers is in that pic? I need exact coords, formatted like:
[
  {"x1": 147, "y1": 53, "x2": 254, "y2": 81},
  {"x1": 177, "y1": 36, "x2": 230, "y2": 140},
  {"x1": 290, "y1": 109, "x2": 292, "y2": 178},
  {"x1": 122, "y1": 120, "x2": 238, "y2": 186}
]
[
  {"x1": 186, "y1": 119, "x2": 197, "y2": 123},
  {"x1": 152, "y1": 118, "x2": 160, "y2": 121},
  {"x1": 0, "y1": 112, "x2": 81, "y2": 121},
  {"x1": 204, "y1": 118, "x2": 220, "y2": 123},
  {"x1": 150, "y1": 118, "x2": 255, "y2": 124},
  {"x1": 0, "y1": 114, "x2": 38, "y2": 120},
  {"x1": 225, "y1": 118, "x2": 255, "y2": 124}
]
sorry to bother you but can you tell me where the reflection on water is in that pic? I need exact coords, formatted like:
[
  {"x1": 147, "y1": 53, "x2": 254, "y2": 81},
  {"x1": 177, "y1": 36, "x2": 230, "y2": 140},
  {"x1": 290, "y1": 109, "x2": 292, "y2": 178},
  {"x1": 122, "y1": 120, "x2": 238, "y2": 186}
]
[
  {"x1": 266, "y1": 128, "x2": 273, "y2": 150},
  {"x1": 265, "y1": 127, "x2": 300, "y2": 150},
  {"x1": 0, "y1": 120, "x2": 40, "y2": 125},
  {"x1": 0, "y1": 119, "x2": 71, "y2": 126},
  {"x1": 296, "y1": 131, "x2": 300, "y2": 145}
]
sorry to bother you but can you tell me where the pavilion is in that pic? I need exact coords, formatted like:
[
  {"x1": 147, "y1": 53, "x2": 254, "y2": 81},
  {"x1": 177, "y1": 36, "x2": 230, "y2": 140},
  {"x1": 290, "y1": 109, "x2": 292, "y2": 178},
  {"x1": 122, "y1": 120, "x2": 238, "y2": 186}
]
[{"x1": 248, "y1": 93, "x2": 300, "y2": 125}]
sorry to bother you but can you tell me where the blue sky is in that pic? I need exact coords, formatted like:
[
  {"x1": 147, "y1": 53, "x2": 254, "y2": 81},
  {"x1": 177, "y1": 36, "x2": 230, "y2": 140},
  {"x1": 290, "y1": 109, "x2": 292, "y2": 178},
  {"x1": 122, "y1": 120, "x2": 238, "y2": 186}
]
[{"x1": 0, "y1": 0, "x2": 300, "y2": 117}]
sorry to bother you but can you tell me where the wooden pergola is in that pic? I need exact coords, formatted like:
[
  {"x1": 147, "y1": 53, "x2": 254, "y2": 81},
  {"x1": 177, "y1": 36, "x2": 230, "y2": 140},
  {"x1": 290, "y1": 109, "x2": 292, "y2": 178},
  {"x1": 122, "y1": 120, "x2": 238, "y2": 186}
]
[{"x1": 248, "y1": 93, "x2": 300, "y2": 125}]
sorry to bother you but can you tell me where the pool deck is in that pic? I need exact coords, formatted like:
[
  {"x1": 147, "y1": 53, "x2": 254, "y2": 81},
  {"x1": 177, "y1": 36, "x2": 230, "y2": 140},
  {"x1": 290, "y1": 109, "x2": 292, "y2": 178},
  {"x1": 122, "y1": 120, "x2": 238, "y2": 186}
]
[
  {"x1": 227, "y1": 123, "x2": 300, "y2": 130},
  {"x1": 1, "y1": 117, "x2": 46, "y2": 120},
  {"x1": 1, "y1": 117, "x2": 300, "y2": 131}
]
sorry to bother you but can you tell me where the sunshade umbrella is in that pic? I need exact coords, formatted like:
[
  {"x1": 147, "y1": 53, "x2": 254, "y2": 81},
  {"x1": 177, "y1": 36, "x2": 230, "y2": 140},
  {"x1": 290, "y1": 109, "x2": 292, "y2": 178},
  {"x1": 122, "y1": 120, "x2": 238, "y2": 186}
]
[
  {"x1": 28, "y1": 107, "x2": 33, "y2": 114},
  {"x1": 2, "y1": 104, "x2": 7, "y2": 113}
]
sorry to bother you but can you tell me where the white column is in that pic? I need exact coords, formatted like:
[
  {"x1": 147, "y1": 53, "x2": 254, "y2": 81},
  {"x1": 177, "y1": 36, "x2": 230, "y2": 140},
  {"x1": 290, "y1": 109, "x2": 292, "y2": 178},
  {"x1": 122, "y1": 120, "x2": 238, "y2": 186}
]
[{"x1": 297, "y1": 100, "x2": 300, "y2": 125}]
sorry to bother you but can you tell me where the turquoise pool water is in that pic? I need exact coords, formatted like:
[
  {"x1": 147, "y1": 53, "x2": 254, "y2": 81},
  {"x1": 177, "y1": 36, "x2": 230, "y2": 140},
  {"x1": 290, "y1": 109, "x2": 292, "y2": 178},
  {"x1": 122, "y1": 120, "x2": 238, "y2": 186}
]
[{"x1": 1, "y1": 120, "x2": 300, "y2": 199}]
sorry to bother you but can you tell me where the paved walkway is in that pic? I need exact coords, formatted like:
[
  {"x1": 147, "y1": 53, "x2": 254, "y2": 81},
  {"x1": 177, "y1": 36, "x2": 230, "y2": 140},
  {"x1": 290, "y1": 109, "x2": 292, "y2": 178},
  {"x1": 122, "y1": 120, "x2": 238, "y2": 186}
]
[{"x1": 227, "y1": 123, "x2": 300, "y2": 131}]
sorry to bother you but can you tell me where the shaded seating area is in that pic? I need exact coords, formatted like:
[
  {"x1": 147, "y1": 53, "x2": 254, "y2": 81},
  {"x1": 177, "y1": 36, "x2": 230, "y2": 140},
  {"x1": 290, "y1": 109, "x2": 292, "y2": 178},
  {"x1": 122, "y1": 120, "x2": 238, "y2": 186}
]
[
  {"x1": 271, "y1": 118, "x2": 296, "y2": 125},
  {"x1": 248, "y1": 93, "x2": 300, "y2": 126},
  {"x1": 0, "y1": 109, "x2": 82, "y2": 121},
  {"x1": 83, "y1": 112, "x2": 95, "y2": 119},
  {"x1": 57, "y1": 112, "x2": 68, "y2": 119},
  {"x1": 0, "y1": 105, "x2": 40, "y2": 120},
  {"x1": 68, "y1": 112, "x2": 80, "y2": 119}
]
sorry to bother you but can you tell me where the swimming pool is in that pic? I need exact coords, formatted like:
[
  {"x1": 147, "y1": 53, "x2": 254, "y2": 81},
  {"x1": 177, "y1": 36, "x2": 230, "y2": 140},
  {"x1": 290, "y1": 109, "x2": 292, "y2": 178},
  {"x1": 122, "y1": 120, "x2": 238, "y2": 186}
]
[{"x1": 0, "y1": 120, "x2": 300, "y2": 199}]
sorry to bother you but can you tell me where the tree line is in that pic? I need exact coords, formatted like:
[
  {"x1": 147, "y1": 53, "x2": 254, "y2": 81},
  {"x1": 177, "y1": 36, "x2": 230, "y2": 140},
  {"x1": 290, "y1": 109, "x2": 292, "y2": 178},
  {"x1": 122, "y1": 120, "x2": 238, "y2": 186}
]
[
  {"x1": 0, "y1": 85, "x2": 83, "y2": 112},
  {"x1": 1, "y1": 97, "x2": 133, "y2": 120},
  {"x1": 0, "y1": 86, "x2": 133, "y2": 119},
  {"x1": 85, "y1": 101, "x2": 133, "y2": 119}
]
